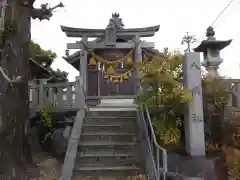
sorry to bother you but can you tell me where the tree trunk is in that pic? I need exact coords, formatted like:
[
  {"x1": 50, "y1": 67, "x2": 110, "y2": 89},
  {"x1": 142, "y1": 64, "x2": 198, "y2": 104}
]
[{"x1": 0, "y1": 3, "x2": 31, "y2": 180}]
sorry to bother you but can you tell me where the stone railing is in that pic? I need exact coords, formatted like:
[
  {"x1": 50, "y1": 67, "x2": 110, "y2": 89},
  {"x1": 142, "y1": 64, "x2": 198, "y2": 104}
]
[
  {"x1": 28, "y1": 78, "x2": 240, "y2": 111},
  {"x1": 209, "y1": 79, "x2": 240, "y2": 109},
  {"x1": 29, "y1": 81, "x2": 77, "y2": 110}
]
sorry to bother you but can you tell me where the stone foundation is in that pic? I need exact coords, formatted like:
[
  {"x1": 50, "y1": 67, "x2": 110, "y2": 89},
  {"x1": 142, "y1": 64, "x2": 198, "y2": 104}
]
[{"x1": 167, "y1": 152, "x2": 228, "y2": 180}]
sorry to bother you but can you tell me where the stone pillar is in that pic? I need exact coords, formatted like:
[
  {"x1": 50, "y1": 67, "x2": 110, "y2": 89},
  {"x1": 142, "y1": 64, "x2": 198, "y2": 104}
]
[
  {"x1": 39, "y1": 79, "x2": 46, "y2": 106},
  {"x1": 29, "y1": 80, "x2": 38, "y2": 108},
  {"x1": 133, "y1": 35, "x2": 142, "y2": 62},
  {"x1": 133, "y1": 35, "x2": 142, "y2": 92},
  {"x1": 183, "y1": 52, "x2": 205, "y2": 156},
  {"x1": 224, "y1": 88, "x2": 233, "y2": 123},
  {"x1": 235, "y1": 82, "x2": 240, "y2": 108},
  {"x1": 75, "y1": 76, "x2": 85, "y2": 109},
  {"x1": 79, "y1": 36, "x2": 88, "y2": 93}
]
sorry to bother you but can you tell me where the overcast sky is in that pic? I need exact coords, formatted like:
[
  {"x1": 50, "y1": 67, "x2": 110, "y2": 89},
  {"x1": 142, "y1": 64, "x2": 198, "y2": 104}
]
[{"x1": 31, "y1": 0, "x2": 240, "y2": 81}]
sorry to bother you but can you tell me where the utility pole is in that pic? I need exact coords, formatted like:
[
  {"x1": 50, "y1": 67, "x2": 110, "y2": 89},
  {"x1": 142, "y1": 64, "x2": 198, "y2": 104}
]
[
  {"x1": 181, "y1": 32, "x2": 196, "y2": 53},
  {"x1": 0, "y1": 1, "x2": 63, "y2": 179}
]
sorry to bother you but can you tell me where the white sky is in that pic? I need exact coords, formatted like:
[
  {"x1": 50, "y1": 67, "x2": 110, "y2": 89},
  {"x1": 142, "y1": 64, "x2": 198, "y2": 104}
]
[{"x1": 31, "y1": 0, "x2": 240, "y2": 81}]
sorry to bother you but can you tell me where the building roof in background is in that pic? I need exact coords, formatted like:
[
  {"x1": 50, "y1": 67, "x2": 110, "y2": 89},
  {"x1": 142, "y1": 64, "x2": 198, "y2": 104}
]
[{"x1": 29, "y1": 58, "x2": 52, "y2": 79}]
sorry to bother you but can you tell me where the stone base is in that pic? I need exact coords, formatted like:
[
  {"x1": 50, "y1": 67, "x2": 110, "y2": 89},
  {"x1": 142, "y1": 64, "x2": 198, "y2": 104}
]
[
  {"x1": 99, "y1": 98, "x2": 136, "y2": 107},
  {"x1": 167, "y1": 152, "x2": 228, "y2": 180}
]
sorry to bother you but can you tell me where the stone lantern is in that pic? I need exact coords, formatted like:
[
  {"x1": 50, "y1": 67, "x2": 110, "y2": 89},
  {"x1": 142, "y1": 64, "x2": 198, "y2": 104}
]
[{"x1": 194, "y1": 26, "x2": 232, "y2": 77}]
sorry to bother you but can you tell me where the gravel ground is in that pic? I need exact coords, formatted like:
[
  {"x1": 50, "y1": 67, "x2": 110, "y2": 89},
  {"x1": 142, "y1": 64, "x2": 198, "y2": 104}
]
[
  {"x1": 27, "y1": 152, "x2": 61, "y2": 180},
  {"x1": 26, "y1": 152, "x2": 146, "y2": 180}
]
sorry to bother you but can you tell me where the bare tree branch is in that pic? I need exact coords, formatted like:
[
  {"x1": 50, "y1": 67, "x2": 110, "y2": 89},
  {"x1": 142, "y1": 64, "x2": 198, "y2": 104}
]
[
  {"x1": 0, "y1": 65, "x2": 23, "y2": 84},
  {"x1": 0, "y1": 65, "x2": 11, "y2": 83}
]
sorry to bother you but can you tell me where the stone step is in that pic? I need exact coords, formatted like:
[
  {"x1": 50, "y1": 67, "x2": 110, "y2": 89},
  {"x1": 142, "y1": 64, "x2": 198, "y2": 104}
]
[
  {"x1": 78, "y1": 141, "x2": 139, "y2": 155},
  {"x1": 77, "y1": 156, "x2": 141, "y2": 167},
  {"x1": 83, "y1": 116, "x2": 136, "y2": 125},
  {"x1": 54, "y1": 117, "x2": 137, "y2": 126},
  {"x1": 80, "y1": 133, "x2": 137, "y2": 142},
  {"x1": 82, "y1": 124, "x2": 136, "y2": 134},
  {"x1": 73, "y1": 109, "x2": 144, "y2": 180},
  {"x1": 79, "y1": 141, "x2": 137, "y2": 146},
  {"x1": 89, "y1": 107, "x2": 137, "y2": 112},
  {"x1": 72, "y1": 175, "x2": 142, "y2": 180},
  {"x1": 77, "y1": 148, "x2": 137, "y2": 157},
  {"x1": 76, "y1": 165, "x2": 140, "y2": 171},
  {"x1": 71, "y1": 172, "x2": 142, "y2": 180},
  {"x1": 77, "y1": 151, "x2": 135, "y2": 157},
  {"x1": 73, "y1": 165, "x2": 141, "y2": 178},
  {"x1": 86, "y1": 111, "x2": 137, "y2": 118}
]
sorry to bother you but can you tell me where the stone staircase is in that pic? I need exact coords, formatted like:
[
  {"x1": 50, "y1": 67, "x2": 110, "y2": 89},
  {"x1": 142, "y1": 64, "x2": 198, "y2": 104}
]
[{"x1": 72, "y1": 110, "x2": 144, "y2": 180}]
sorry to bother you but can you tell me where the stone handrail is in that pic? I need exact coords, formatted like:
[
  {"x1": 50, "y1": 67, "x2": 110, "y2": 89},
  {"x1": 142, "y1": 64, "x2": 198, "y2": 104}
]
[{"x1": 59, "y1": 77, "x2": 85, "y2": 180}]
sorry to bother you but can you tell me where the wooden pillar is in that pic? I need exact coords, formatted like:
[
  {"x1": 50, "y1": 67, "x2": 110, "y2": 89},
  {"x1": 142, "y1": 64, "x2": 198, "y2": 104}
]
[
  {"x1": 183, "y1": 52, "x2": 205, "y2": 156},
  {"x1": 79, "y1": 36, "x2": 88, "y2": 93}
]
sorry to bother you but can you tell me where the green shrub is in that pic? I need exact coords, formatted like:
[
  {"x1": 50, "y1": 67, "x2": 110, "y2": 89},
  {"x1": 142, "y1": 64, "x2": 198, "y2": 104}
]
[{"x1": 38, "y1": 103, "x2": 54, "y2": 145}]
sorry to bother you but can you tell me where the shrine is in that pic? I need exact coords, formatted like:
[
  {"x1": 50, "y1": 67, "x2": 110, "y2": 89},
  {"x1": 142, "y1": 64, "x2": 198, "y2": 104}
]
[{"x1": 61, "y1": 13, "x2": 159, "y2": 101}]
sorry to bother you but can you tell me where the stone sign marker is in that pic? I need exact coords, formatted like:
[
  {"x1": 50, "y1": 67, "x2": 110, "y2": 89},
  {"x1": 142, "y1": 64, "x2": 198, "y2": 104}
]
[{"x1": 183, "y1": 52, "x2": 205, "y2": 156}]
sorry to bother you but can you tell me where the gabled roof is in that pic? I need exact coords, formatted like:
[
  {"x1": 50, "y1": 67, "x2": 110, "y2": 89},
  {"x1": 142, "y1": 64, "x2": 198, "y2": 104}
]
[
  {"x1": 61, "y1": 13, "x2": 160, "y2": 70},
  {"x1": 61, "y1": 13, "x2": 160, "y2": 38},
  {"x1": 62, "y1": 51, "x2": 81, "y2": 70},
  {"x1": 29, "y1": 58, "x2": 52, "y2": 79}
]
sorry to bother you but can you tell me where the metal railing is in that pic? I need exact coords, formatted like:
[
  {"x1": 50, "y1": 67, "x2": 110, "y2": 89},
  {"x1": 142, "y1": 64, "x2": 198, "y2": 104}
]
[
  {"x1": 137, "y1": 86, "x2": 167, "y2": 180},
  {"x1": 140, "y1": 108, "x2": 168, "y2": 180}
]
